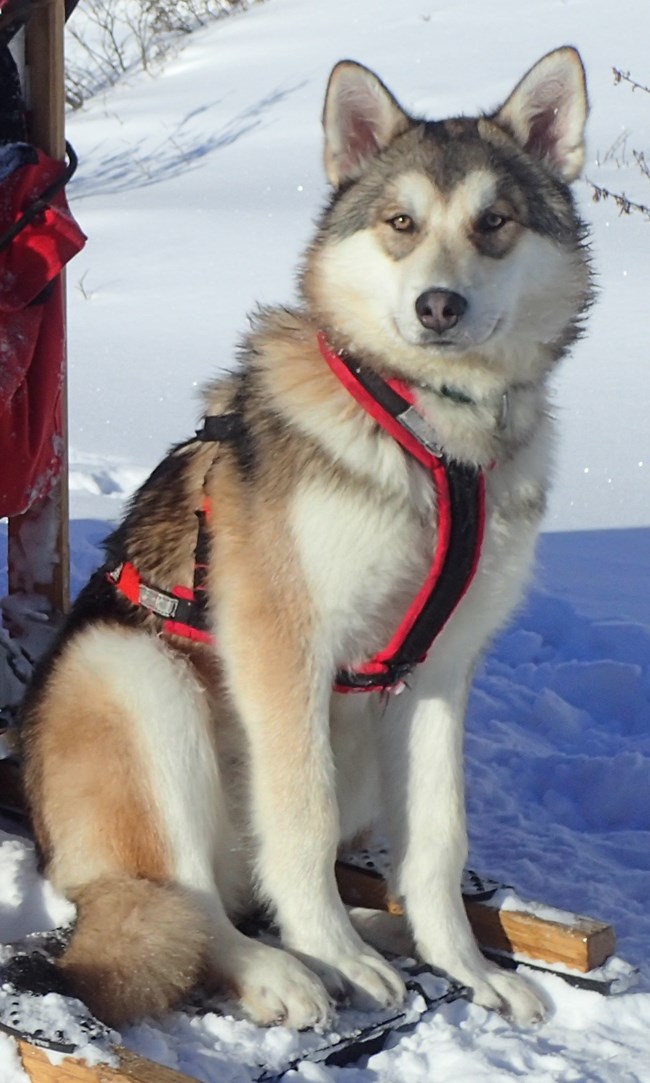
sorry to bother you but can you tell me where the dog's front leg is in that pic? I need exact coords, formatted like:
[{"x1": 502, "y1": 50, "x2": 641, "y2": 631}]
[
  {"x1": 379, "y1": 654, "x2": 547, "y2": 1025},
  {"x1": 217, "y1": 574, "x2": 405, "y2": 1012}
]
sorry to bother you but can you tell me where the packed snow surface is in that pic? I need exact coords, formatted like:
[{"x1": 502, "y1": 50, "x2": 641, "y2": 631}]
[{"x1": 1, "y1": 0, "x2": 650, "y2": 1079}]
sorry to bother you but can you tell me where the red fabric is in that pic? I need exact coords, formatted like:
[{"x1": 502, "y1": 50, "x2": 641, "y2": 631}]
[
  {"x1": 112, "y1": 562, "x2": 142, "y2": 605},
  {"x1": 109, "y1": 565, "x2": 215, "y2": 645},
  {"x1": 163, "y1": 619, "x2": 213, "y2": 645},
  {"x1": 0, "y1": 147, "x2": 86, "y2": 516}
]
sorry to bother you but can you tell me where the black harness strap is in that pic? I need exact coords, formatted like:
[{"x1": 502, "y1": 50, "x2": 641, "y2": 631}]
[
  {"x1": 195, "y1": 412, "x2": 246, "y2": 444},
  {"x1": 333, "y1": 455, "x2": 483, "y2": 691}
]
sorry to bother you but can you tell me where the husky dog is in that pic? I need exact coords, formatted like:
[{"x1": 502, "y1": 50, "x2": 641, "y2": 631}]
[{"x1": 23, "y1": 48, "x2": 592, "y2": 1030}]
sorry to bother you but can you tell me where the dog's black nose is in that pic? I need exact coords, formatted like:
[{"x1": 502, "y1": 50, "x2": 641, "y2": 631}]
[{"x1": 415, "y1": 289, "x2": 468, "y2": 334}]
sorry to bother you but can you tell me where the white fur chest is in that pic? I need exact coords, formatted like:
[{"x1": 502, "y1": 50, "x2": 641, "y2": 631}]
[
  {"x1": 291, "y1": 459, "x2": 435, "y2": 669},
  {"x1": 291, "y1": 410, "x2": 553, "y2": 676}
]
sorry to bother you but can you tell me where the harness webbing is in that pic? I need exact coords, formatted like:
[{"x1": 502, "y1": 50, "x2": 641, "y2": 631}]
[
  {"x1": 106, "y1": 501, "x2": 214, "y2": 645},
  {"x1": 107, "y1": 336, "x2": 485, "y2": 693},
  {"x1": 316, "y1": 335, "x2": 485, "y2": 691}
]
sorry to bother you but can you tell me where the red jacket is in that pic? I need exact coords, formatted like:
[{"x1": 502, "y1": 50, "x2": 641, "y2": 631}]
[{"x1": 0, "y1": 9, "x2": 85, "y2": 517}]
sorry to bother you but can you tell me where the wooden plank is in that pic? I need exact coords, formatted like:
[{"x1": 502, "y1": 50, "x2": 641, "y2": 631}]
[
  {"x1": 18, "y1": 1040, "x2": 198, "y2": 1083},
  {"x1": 335, "y1": 860, "x2": 616, "y2": 973},
  {"x1": 7, "y1": 0, "x2": 70, "y2": 614},
  {"x1": 464, "y1": 897, "x2": 616, "y2": 973}
]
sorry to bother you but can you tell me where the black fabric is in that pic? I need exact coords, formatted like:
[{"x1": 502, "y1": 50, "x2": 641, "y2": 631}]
[
  {"x1": 197, "y1": 412, "x2": 246, "y2": 443},
  {"x1": 0, "y1": 46, "x2": 26, "y2": 140},
  {"x1": 199, "y1": 382, "x2": 257, "y2": 478},
  {"x1": 0, "y1": 140, "x2": 35, "y2": 180},
  {"x1": 389, "y1": 459, "x2": 481, "y2": 666},
  {"x1": 192, "y1": 508, "x2": 211, "y2": 620}
]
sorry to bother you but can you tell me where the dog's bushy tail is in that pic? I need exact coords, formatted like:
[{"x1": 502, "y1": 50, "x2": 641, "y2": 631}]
[{"x1": 58, "y1": 875, "x2": 210, "y2": 1027}]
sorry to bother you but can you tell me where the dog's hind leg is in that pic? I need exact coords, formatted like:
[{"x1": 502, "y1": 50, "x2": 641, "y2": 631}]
[
  {"x1": 26, "y1": 625, "x2": 332, "y2": 1029},
  {"x1": 92, "y1": 629, "x2": 335, "y2": 1030}
]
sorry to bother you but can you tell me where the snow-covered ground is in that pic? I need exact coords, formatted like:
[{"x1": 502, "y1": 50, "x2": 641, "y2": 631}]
[{"x1": 2, "y1": 0, "x2": 650, "y2": 1078}]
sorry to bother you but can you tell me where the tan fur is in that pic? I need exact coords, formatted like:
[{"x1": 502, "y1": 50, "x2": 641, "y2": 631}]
[
  {"x1": 206, "y1": 458, "x2": 324, "y2": 786},
  {"x1": 23, "y1": 634, "x2": 170, "y2": 890},
  {"x1": 59, "y1": 876, "x2": 210, "y2": 1026}
]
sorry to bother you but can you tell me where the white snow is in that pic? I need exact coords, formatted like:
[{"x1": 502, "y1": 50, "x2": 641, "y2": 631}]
[{"x1": 2, "y1": 0, "x2": 650, "y2": 1079}]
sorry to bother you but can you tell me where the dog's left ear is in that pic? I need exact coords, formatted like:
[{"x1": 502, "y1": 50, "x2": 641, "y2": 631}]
[
  {"x1": 493, "y1": 47, "x2": 588, "y2": 182},
  {"x1": 323, "y1": 61, "x2": 411, "y2": 187}
]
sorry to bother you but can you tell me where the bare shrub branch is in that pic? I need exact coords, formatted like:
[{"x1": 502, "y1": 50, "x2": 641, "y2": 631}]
[
  {"x1": 588, "y1": 67, "x2": 649, "y2": 222},
  {"x1": 590, "y1": 183, "x2": 650, "y2": 221},
  {"x1": 612, "y1": 68, "x2": 650, "y2": 96},
  {"x1": 65, "y1": 0, "x2": 252, "y2": 109}
]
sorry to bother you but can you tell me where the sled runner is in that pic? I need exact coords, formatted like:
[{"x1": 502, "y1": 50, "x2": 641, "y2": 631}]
[
  {"x1": 0, "y1": 755, "x2": 638, "y2": 1081},
  {"x1": 0, "y1": 860, "x2": 636, "y2": 1083}
]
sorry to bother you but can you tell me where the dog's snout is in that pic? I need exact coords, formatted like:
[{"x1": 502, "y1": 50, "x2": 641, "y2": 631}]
[{"x1": 415, "y1": 289, "x2": 468, "y2": 334}]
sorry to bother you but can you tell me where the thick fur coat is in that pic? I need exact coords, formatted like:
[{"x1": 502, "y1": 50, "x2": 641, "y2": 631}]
[{"x1": 22, "y1": 48, "x2": 592, "y2": 1029}]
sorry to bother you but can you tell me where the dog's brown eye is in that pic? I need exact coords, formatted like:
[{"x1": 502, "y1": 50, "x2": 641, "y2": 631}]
[
  {"x1": 388, "y1": 214, "x2": 415, "y2": 233},
  {"x1": 477, "y1": 210, "x2": 508, "y2": 233}
]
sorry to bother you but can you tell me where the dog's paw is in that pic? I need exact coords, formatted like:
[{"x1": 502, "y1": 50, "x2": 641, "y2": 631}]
[
  {"x1": 233, "y1": 942, "x2": 334, "y2": 1029},
  {"x1": 295, "y1": 945, "x2": 407, "y2": 1012},
  {"x1": 466, "y1": 965, "x2": 548, "y2": 1027},
  {"x1": 427, "y1": 951, "x2": 547, "y2": 1026}
]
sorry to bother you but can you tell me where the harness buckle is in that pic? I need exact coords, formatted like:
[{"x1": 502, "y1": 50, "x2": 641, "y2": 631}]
[
  {"x1": 335, "y1": 660, "x2": 415, "y2": 693},
  {"x1": 139, "y1": 583, "x2": 178, "y2": 619},
  {"x1": 397, "y1": 405, "x2": 443, "y2": 456}
]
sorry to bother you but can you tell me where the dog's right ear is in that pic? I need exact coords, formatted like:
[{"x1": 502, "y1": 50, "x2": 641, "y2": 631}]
[{"x1": 323, "y1": 61, "x2": 411, "y2": 187}]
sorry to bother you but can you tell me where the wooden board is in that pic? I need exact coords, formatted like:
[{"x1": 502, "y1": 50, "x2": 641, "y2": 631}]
[
  {"x1": 335, "y1": 860, "x2": 616, "y2": 973},
  {"x1": 18, "y1": 1041, "x2": 197, "y2": 1083},
  {"x1": 463, "y1": 895, "x2": 617, "y2": 973}
]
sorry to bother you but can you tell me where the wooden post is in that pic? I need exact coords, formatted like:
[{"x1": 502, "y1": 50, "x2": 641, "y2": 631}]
[{"x1": 7, "y1": 0, "x2": 70, "y2": 614}]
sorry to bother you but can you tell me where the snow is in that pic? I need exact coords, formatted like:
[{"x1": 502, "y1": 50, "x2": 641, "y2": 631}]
[
  {"x1": 1, "y1": 0, "x2": 650, "y2": 1079},
  {"x1": 0, "y1": 1033, "x2": 27, "y2": 1083}
]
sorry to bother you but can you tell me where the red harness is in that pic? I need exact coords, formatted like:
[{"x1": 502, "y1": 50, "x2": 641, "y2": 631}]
[
  {"x1": 107, "y1": 496, "x2": 213, "y2": 645},
  {"x1": 107, "y1": 336, "x2": 485, "y2": 693}
]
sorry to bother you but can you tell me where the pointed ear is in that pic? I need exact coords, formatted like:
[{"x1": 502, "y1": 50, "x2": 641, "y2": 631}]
[
  {"x1": 493, "y1": 47, "x2": 588, "y2": 182},
  {"x1": 322, "y1": 61, "x2": 412, "y2": 187}
]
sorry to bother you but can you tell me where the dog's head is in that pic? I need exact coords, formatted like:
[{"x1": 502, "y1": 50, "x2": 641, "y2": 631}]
[{"x1": 302, "y1": 49, "x2": 593, "y2": 391}]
